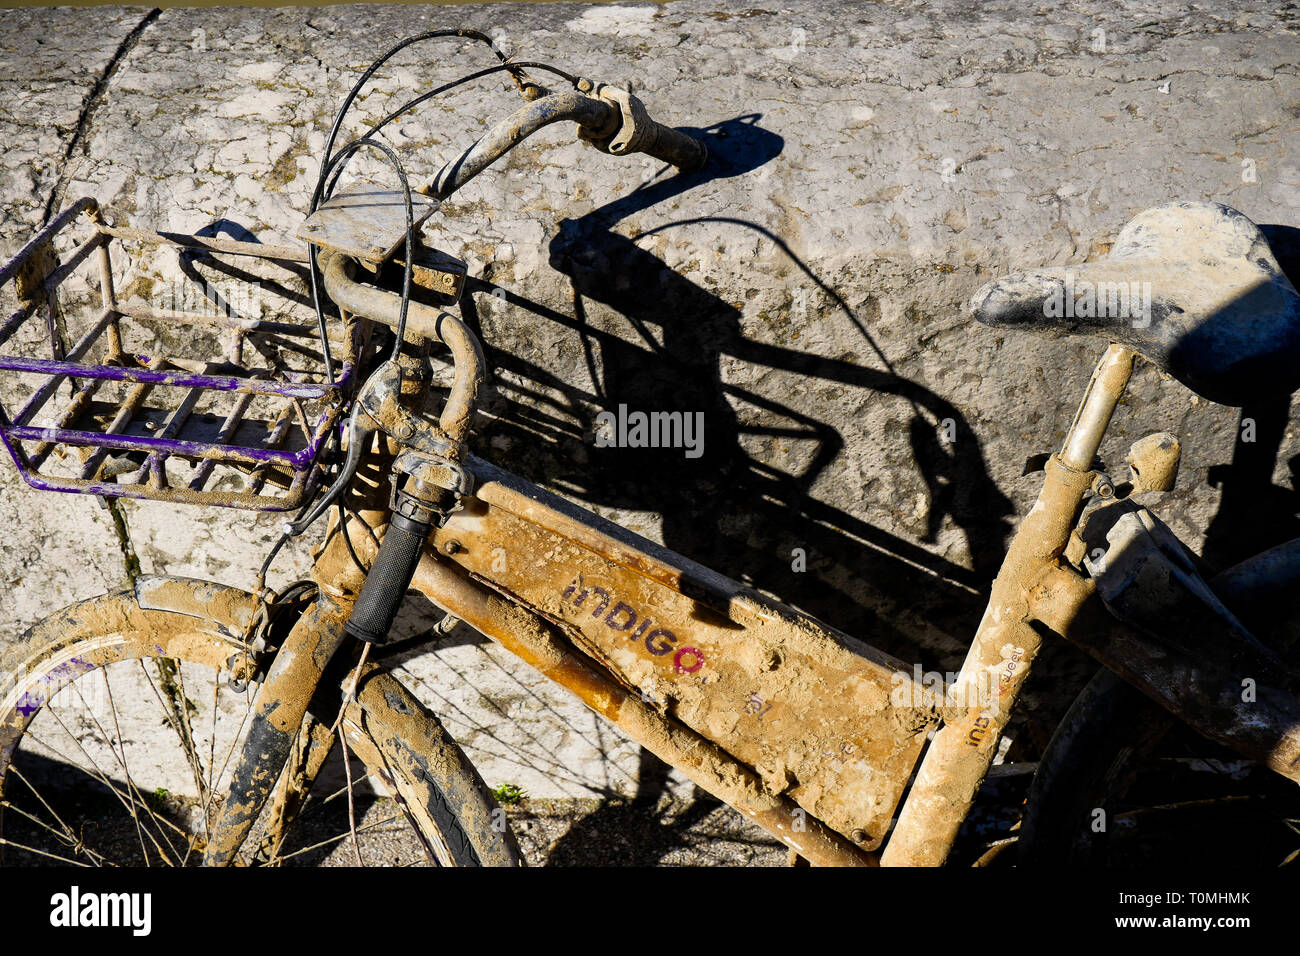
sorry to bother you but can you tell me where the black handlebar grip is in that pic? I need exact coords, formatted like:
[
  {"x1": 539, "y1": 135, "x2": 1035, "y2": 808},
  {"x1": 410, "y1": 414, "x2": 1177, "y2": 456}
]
[
  {"x1": 641, "y1": 121, "x2": 708, "y2": 172},
  {"x1": 344, "y1": 511, "x2": 432, "y2": 644}
]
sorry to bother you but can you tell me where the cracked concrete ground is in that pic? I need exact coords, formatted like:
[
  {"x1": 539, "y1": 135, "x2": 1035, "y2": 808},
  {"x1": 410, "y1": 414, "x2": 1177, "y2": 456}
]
[{"x1": 0, "y1": 0, "x2": 1297, "y2": 811}]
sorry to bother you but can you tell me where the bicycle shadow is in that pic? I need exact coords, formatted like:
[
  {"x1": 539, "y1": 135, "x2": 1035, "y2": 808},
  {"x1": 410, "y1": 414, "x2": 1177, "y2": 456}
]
[
  {"x1": 460, "y1": 115, "x2": 1013, "y2": 653},
  {"x1": 446, "y1": 114, "x2": 1016, "y2": 862}
]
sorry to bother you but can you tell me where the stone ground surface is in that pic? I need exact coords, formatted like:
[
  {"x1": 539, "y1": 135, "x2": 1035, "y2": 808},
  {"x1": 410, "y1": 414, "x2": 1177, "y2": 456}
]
[
  {"x1": 333, "y1": 793, "x2": 794, "y2": 866},
  {"x1": 0, "y1": 0, "x2": 1297, "y2": 835}
]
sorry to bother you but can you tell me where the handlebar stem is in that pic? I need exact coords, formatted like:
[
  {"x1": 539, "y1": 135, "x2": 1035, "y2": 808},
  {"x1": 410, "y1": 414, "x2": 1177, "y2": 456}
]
[{"x1": 321, "y1": 252, "x2": 485, "y2": 447}]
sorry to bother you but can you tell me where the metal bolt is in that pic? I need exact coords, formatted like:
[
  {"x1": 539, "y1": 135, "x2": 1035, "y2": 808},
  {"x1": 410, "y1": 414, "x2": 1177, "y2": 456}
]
[
  {"x1": 226, "y1": 652, "x2": 256, "y2": 691},
  {"x1": 394, "y1": 421, "x2": 414, "y2": 439},
  {"x1": 443, "y1": 539, "x2": 464, "y2": 556},
  {"x1": 850, "y1": 829, "x2": 869, "y2": 845}
]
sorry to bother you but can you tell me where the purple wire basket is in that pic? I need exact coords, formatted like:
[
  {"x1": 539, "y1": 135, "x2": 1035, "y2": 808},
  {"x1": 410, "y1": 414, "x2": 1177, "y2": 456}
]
[{"x1": 0, "y1": 198, "x2": 361, "y2": 511}]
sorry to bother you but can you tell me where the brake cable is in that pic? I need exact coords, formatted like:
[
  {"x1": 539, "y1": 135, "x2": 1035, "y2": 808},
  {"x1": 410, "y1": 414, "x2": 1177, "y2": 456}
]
[
  {"x1": 361, "y1": 61, "x2": 581, "y2": 146},
  {"x1": 287, "y1": 37, "x2": 581, "y2": 563},
  {"x1": 254, "y1": 36, "x2": 577, "y2": 658}
]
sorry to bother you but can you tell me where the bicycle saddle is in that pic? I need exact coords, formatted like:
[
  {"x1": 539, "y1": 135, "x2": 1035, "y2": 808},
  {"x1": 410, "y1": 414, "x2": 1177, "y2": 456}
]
[{"x1": 970, "y1": 201, "x2": 1300, "y2": 406}]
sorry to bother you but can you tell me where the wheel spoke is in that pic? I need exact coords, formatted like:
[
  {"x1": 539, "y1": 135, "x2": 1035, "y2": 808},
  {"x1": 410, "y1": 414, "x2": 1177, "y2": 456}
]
[
  {"x1": 138, "y1": 659, "x2": 210, "y2": 809},
  {"x1": 0, "y1": 836, "x2": 93, "y2": 866},
  {"x1": 0, "y1": 798, "x2": 107, "y2": 866},
  {"x1": 99, "y1": 668, "x2": 182, "y2": 866},
  {"x1": 1113, "y1": 793, "x2": 1251, "y2": 820},
  {"x1": 337, "y1": 726, "x2": 365, "y2": 866},
  {"x1": 4, "y1": 628, "x2": 455, "y2": 868},
  {"x1": 189, "y1": 688, "x2": 258, "y2": 863},
  {"x1": 25, "y1": 723, "x2": 147, "y2": 830},
  {"x1": 36, "y1": 706, "x2": 185, "y2": 863},
  {"x1": 206, "y1": 676, "x2": 218, "y2": 838},
  {"x1": 4, "y1": 766, "x2": 80, "y2": 851},
  {"x1": 273, "y1": 813, "x2": 405, "y2": 862},
  {"x1": 62, "y1": 676, "x2": 160, "y2": 865}
]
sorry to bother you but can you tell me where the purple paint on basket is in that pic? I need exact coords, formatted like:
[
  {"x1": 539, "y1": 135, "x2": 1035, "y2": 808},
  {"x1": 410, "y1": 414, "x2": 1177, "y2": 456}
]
[
  {"x1": 7, "y1": 425, "x2": 310, "y2": 466},
  {"x1": 0, "y1": 220, "x2": 357, "y2": 513}
]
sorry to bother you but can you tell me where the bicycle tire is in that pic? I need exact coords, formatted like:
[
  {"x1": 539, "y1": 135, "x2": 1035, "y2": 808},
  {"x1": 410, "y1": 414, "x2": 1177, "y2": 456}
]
[{"x1": 0, "y1": 577, "x2": 522, "y2": 867}]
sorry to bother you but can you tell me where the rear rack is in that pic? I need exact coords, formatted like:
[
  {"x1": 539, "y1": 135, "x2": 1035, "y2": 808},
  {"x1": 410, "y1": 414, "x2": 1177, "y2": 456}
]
[{"x1": 0, "y1": 198, "x2": 364, "y2": 511}]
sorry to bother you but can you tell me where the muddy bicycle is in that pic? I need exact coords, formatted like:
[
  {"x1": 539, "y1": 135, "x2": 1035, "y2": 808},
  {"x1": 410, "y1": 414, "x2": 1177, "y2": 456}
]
[{"x1": 2, "y1": 32, "x2": 1298, "y2": 867}]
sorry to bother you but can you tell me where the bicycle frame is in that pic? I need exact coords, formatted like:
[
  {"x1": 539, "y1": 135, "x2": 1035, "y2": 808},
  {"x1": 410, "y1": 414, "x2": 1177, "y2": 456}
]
[
  {"x1": 203, "y1": 86, "x2": 1300, "y2": 864},
  {"x1": 202, "y1": 329, "x2": 1300, "y2": 866}
]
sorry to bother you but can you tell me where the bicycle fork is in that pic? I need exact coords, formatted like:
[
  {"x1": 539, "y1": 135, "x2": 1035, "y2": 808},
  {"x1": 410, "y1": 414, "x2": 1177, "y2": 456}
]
[
  {"x1": 203, "y1": 453, "x2": 463, "y2": 863},
  {"x1": 202, "y1": 591, "x2": 355, "y2": 865}
]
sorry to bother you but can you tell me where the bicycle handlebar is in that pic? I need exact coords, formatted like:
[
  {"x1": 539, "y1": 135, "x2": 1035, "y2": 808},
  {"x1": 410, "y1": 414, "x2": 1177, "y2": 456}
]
[
  {"x1": 419, "y1": 85, "x2": 707, "y2": 200},
  {"x1": 344, "y1": 507, "x2": 436, "y2": 643},
  {"x1": 621, "y1": 118, "x2": 710, "y2": 171}
]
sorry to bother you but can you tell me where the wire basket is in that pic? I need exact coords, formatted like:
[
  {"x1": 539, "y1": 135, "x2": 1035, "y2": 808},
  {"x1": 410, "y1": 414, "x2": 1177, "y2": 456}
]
[{"x1": 0, "y1": 198, "x2": 363, "y2": 512}]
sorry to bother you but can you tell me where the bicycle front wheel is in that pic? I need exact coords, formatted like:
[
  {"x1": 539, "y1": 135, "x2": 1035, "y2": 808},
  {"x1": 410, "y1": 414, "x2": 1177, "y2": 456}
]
[{"x1": 0, "y1": 578, "x2": 521, "y2": 867}]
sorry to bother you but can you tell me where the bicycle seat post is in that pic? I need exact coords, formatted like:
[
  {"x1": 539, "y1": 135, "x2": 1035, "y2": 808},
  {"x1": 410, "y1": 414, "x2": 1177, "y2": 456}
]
[
  {"x1": 1061, "y1": 344, "x2": 1136, "y2": 471},
  {"x1": 883, "y1": 345, "x2": 1135, "y2": 866}
]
